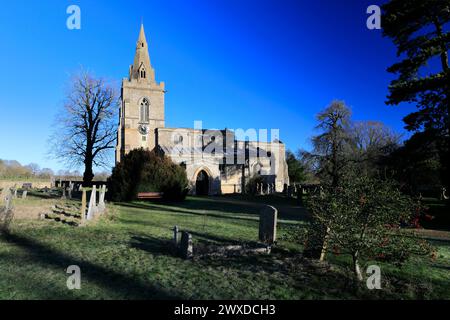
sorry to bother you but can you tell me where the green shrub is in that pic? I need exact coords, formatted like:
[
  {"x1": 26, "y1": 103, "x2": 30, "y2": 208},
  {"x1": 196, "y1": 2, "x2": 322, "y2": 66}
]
[{"x1": 107, "y1": 148, "x2": 188, "y2": 201}]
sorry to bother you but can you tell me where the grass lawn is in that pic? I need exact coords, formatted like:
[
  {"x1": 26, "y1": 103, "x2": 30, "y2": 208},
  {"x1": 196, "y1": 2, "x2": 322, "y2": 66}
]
[{"x1": 0, "y1": 196, "x2": 449, "y2": 299}]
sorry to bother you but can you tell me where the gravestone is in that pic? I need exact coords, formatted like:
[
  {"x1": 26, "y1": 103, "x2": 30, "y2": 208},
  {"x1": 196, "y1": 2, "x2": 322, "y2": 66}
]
[
  {"x1": 86, "y1": 186, "x2": 97, "y2": 220},
  {"x1": 22, "y1": 190, "x2": 27, "y2": 199},
  {"x1": 0, "y1": 189, "x2": 14, "y2": 233},
  {"x1": 22, "y1": 183, "x2": 32, "y2": 189},
  {"x1": 180, "y1": 231, "x2": 193, "y2": 259},
  {"x1": 173, "y1": 225, "x2": 179, "y2": 246},
  {"x1": 258, "y1": 205, "x2": 277, "y2": 245},
  {"x1": 98, "y1": 185, "x2": 106, "y2": 213},
  {"x1": 61, "y1": 188, "x2": 66, "y2": 200}
]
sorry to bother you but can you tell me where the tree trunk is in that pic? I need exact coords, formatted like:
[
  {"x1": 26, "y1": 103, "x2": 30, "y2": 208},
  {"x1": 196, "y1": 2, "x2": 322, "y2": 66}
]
[
  {"x1": 353, "y1": 251, "x2": 363, "y2": 282},
  {"x1": 83, "y1": 156, "x2": 94, "y2": 187}
]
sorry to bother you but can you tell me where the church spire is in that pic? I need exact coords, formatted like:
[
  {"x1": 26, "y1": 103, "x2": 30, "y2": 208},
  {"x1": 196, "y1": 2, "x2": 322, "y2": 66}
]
[{"x1": 130, "y1": 23, "x2": 155, "y2": 82}]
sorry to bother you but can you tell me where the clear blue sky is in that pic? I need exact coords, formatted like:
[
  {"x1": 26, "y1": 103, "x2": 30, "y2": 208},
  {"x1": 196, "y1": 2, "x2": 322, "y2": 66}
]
[{"x1": 0, "y1": 0, "x2": 415, "y2": 173}]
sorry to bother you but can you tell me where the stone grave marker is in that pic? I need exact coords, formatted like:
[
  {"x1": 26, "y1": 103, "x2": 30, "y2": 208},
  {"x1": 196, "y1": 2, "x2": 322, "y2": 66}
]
[
  {"x1": 22, "y1": 190, "x2": 27, "y2": 199},
  {"x1": 98, "y1": 185, "x2": 106, "y2": 213},
  {"x1": 258, "y1": 205, "x2": 277, "y2": 245},
  {"x1": 86, "y1": 186, "x2": 97, "y2": 220},
  {"x1": 180, "y1": 231, "x2": 193, "y2": 259},
  {"x1": 173, "y1": 225, "x2": 179, "y2": 246}
]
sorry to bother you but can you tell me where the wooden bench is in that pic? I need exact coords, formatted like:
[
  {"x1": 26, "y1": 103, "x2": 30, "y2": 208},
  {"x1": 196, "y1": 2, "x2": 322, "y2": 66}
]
[{"x1": 137, "y1": 192, "x2": 163, "y2": 200}]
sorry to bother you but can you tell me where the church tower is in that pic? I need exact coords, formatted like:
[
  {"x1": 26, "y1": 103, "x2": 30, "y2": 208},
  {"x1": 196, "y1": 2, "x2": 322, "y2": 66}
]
[{"x1": 116, "y1": 24, "x2": 165, "y2": 163}]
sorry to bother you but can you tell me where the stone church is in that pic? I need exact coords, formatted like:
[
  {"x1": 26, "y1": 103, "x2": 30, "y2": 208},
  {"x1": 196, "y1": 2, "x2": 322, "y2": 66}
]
[{"x1": 116, "y1": 25, "x2": 289, "y2": 195}]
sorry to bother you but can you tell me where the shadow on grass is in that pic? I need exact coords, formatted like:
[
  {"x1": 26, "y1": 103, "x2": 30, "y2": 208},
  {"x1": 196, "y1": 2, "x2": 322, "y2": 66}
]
[
  {"x1": 1, "y1": 233, "x2": 182, "y2": 299},
  {"x1": 129, "y1": 235, "x2": 175, "y2": 257},
  {"x1": 187, "y1": 230, "x2": 245, "y2": 246},
  {"x1": 115, "y1": 198, "x2": 307, "y2": 224},
  {"x1": 115, "y1": 202, "x2": 260, "y2": 224}
]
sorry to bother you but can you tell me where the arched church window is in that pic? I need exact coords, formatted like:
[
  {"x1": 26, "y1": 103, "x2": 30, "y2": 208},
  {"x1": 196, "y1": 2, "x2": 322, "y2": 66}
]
[
  {"x1": 254, "y1": 163, "x2": 262, "y2": 175},
  {"x1": 140, "y1": 69, "x2": 146, "y2": 79},
  {"x1": 140, "y1": 98, "x2": 149, "y2": 123},
  {"x1": 174, "y1": 134, "x2": 183, "y2": 145}
]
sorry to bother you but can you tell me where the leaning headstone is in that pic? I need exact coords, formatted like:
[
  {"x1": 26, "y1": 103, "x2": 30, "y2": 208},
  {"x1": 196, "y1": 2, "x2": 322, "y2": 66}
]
[
  {"x1": 86, "y1": 186, "x2": 97, "y2": 220},
  {"x1": 258, "y1": 205, "x2": 277, "y2": 245},
  {"x1": 180, "y1": 231, "x2": 193, "y2": 259}
]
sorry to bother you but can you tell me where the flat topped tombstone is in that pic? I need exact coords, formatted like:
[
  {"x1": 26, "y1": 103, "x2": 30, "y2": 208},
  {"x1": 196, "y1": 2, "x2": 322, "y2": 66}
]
[
  {"x1": 259, "y1": 205, "x2": 278, "y2": 245},
  {"x1": 22, "y1": 183, "x2": 32, "y2": 190},
  {"x1": 180, "y1": 231, "x2": 193, "y2": 259},
  {"x1": 22, "y1": 190, "x2": 27, "y2": 199}
]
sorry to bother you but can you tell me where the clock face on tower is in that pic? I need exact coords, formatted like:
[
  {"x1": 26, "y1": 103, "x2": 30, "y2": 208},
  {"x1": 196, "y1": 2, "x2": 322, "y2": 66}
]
[{"x1": 138, "y1": 124, "x2": 149, "y2": 135}]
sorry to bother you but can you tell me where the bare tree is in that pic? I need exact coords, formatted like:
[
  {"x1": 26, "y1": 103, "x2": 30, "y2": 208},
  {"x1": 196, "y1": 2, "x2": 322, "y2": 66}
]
[{"x1": 49, "y1": 71, "x2": 118, "y2": 186}]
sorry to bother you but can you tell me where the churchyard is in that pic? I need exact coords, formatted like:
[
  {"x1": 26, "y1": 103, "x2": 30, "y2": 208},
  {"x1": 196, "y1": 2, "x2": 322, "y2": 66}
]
[{"x1": 0, "y1": 184, "x2": 449, "y2": 299}]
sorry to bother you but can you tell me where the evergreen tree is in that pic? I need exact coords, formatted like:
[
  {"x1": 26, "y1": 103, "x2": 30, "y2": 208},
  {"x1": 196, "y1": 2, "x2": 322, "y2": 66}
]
[{"x1": 382, "y1": 0, "x2": 450, "y2": 187}]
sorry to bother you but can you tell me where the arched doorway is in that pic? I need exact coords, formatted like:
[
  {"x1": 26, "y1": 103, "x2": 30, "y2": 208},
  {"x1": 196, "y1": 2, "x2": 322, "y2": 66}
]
[{"x1": 195, "y1": 170, "x2": 209, "y2": 195}]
